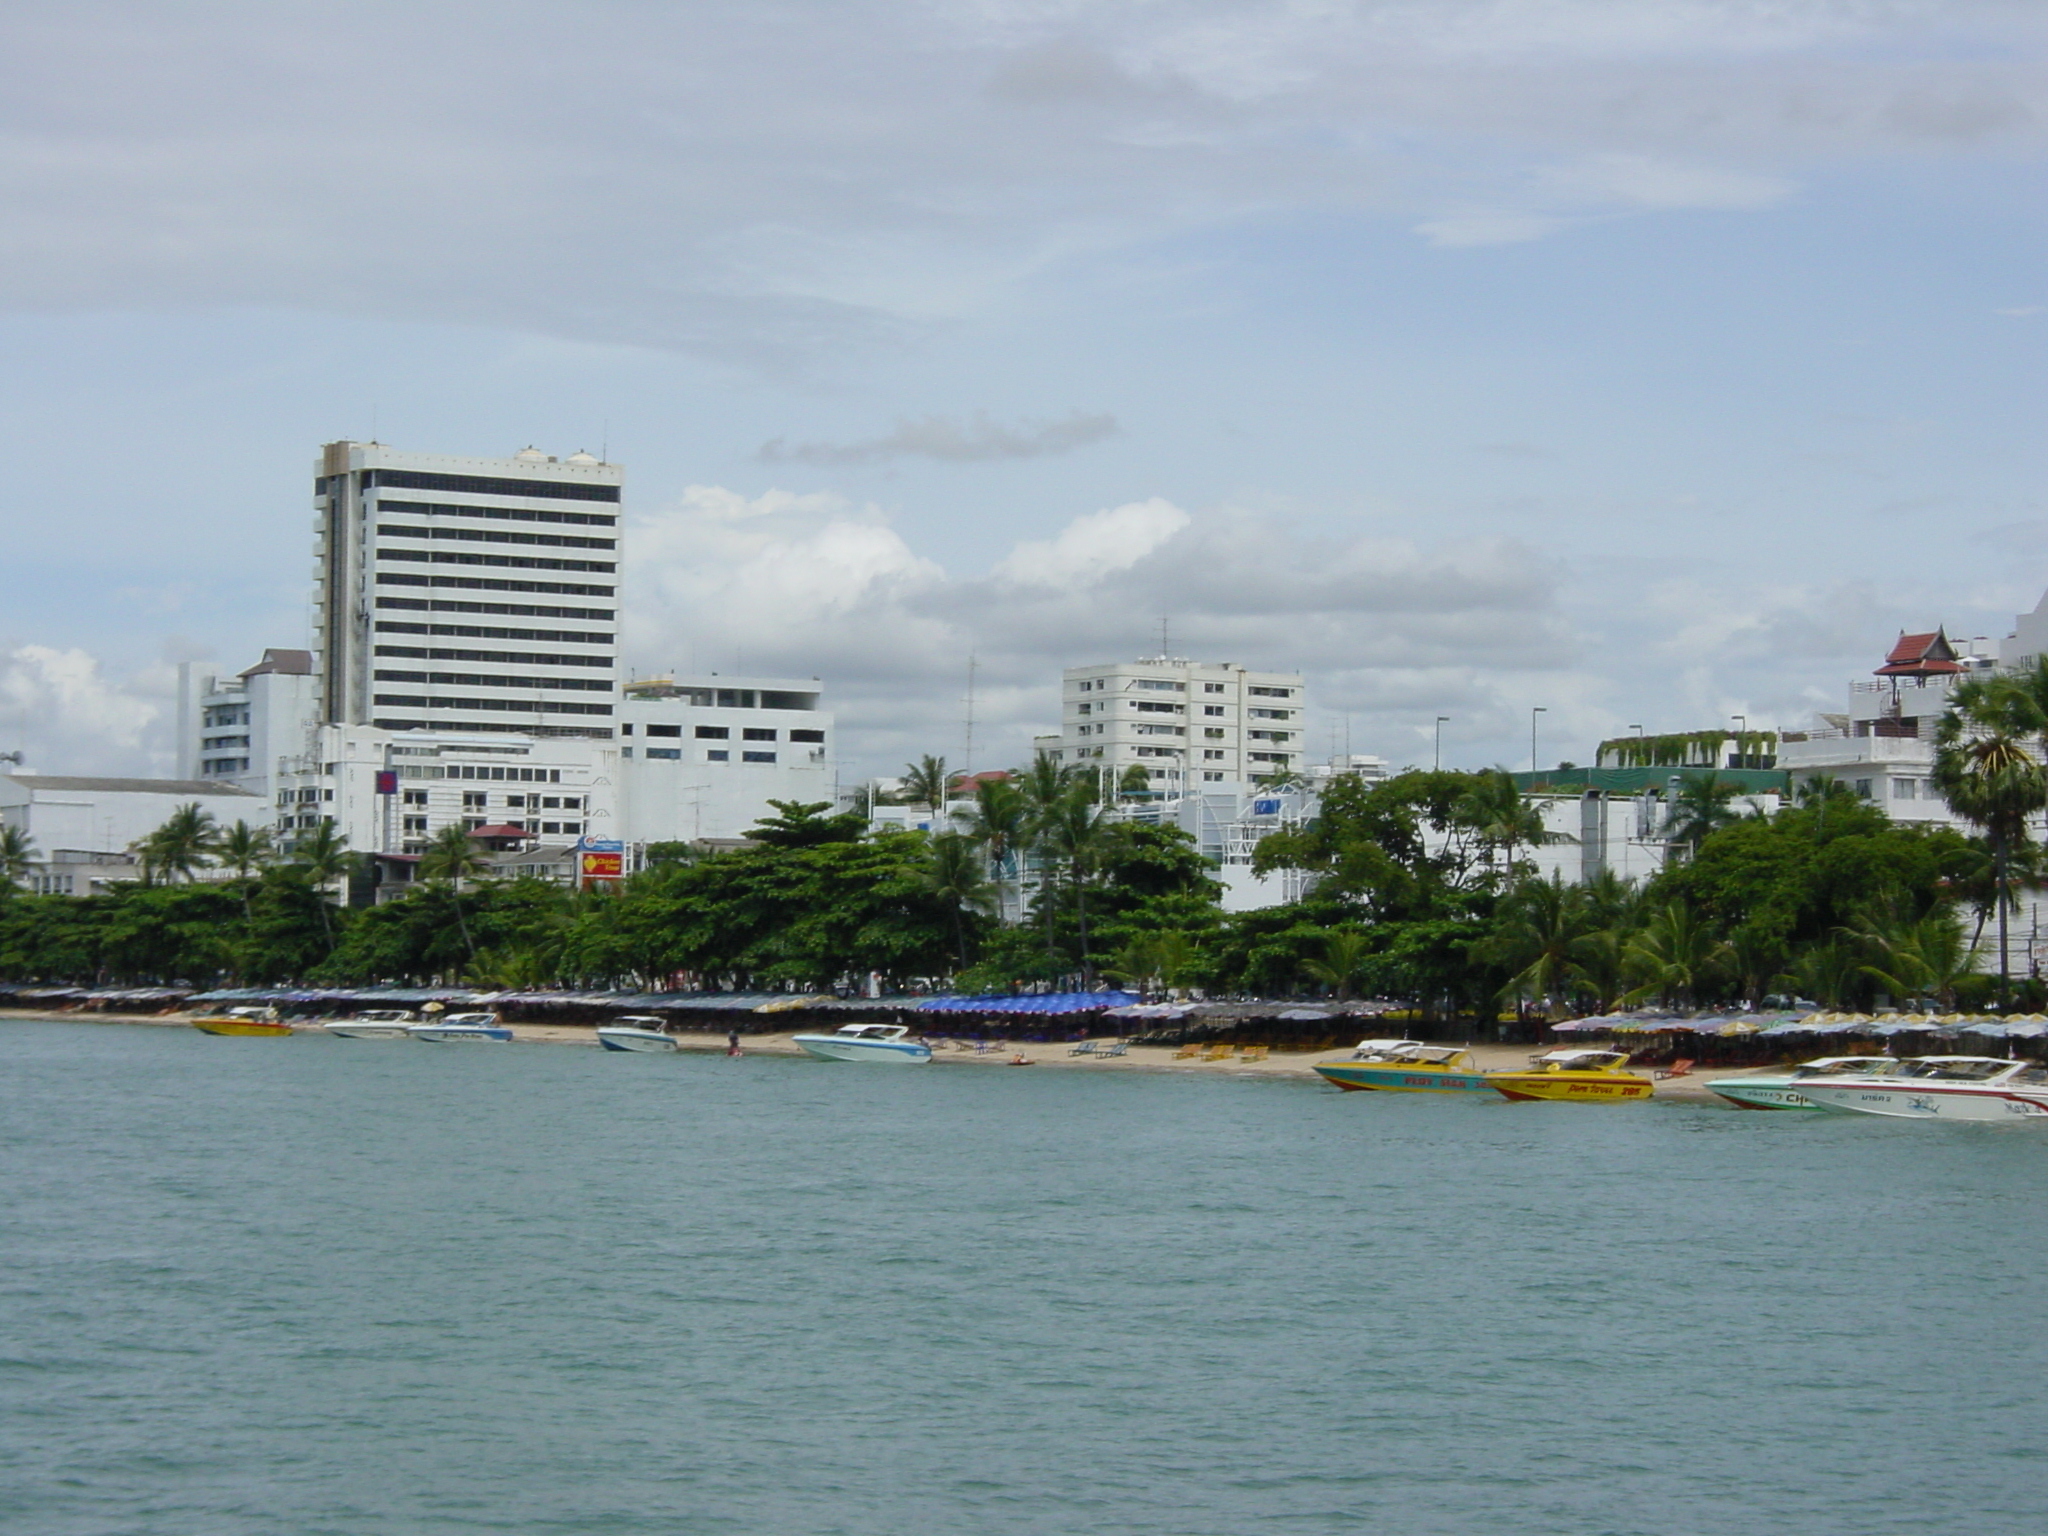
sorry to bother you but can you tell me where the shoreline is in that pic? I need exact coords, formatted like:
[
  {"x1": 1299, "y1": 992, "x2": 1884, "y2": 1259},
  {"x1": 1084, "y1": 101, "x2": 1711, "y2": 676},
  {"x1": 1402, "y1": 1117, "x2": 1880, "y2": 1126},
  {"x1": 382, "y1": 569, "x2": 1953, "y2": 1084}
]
[{"x1": 0, "y1": 1009, "x2": 1727, "y2": 1100}]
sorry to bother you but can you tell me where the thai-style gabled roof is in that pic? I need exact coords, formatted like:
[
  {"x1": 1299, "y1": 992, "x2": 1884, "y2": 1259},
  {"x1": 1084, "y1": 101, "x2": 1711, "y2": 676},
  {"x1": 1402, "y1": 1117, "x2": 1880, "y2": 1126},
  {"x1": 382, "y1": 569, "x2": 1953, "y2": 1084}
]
[{"x1": 1876, "y1": 628, "x2": 1964, "y2": 677}]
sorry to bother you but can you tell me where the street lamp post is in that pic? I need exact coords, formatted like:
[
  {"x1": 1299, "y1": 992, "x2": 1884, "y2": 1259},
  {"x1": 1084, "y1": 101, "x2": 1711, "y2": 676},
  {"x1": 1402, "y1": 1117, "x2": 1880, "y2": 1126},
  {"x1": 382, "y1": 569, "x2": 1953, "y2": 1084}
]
[
  {"x1": 1531, "y1": 707, "x2": 1547, "y2": 775},
  {"x1": 1731, "y1": 714, "x2": 1747, "y2": 769},
  {"x1": 1434, "y1": 716, "x2": 1449, "y2": 772}
]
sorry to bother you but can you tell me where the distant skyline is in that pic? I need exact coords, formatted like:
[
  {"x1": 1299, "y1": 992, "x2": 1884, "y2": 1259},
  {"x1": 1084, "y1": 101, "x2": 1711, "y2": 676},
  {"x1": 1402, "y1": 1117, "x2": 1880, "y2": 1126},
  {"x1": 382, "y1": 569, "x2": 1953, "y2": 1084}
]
[{"x1": 1, "y1": 2, "x2": 2042, "y2": 784}]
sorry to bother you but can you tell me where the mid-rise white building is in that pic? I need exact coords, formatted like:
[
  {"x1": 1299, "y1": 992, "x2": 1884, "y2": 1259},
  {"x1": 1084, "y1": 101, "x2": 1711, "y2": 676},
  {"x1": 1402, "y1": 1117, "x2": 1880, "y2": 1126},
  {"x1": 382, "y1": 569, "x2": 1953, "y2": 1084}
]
[
  {"x1": 1, "y1": 774, "x2": 267, "y2": 893},
  {"x1": 194, "y1": 649, "x2": 319, "y2": 799},
  {"x1": 618, "y1": 674, "x2": 833, "y2": 844},
  {"x1": 1044, "y1": 656, "x2": 1306, "y2": 794},
  {"x1": 311, "y1": 440, "x2": 621, "y2": 740}
]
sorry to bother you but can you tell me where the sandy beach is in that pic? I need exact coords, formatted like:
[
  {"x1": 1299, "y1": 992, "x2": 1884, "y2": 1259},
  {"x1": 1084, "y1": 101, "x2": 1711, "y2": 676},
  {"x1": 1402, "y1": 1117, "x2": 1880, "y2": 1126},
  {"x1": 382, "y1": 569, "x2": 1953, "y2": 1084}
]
[{"x1": 1, "y1": 1008, "x2": 1730, "y2": 1100}]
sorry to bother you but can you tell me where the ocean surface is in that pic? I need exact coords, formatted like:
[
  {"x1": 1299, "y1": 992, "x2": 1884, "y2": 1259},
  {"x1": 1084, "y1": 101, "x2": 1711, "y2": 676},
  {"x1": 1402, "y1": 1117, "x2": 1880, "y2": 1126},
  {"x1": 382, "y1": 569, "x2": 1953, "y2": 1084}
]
[{"x1": 2, "y1": 1021, "x2": 2045, "y2": 1536}]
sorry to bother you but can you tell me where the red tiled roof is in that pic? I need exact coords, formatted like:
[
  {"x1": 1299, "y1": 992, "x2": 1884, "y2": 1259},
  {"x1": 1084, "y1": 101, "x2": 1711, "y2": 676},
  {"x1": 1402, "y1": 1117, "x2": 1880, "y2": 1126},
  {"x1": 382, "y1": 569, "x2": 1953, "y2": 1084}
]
[
  {"x1": 1876, "y1": 629, "x2": 1963, "y2": 677},
  {"x1": 467, "y1": 824, "x2": 531, "y2": 838}
]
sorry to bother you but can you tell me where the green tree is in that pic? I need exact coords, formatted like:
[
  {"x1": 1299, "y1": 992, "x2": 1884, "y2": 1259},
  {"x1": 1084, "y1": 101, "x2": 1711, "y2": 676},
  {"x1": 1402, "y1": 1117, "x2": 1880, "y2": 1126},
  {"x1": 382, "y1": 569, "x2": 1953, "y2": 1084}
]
[
  {"x1": 1037, "y1": 787, "x2": 1111, "y2": 984},
  {"x1": 1303, "y1": 929, "x2": 1374, "y2": 1002},
  {"x1": 1932, "y1": 673, "x2": 2048, "y2": 1001},
  {"x1": 902, "y1": 755, "x2": 951, "y2": 813},
  {"x1": 924, "y1": 831, "x2": 996, "y2": 968},
  {"x1": 1483, "y1": 876, "x2": 1593, "y2": 1018},
  {"x1": 0, "y1": 824, "x2": 34, "y2": 888},
  {"x1": 419, "y1": 823, "x2": 492, "y2": 960},
  {"x1": 1622, "y1": 900, "x2": 1724, "y2": 1009},
  {"x1": 137, "y1": 803, "x2": 219, "y2": 884},
  {"x1": 1456, "y1": 769, "x2": 1572, "y2": 885},
  {"x1": 289, "y1": 820, "x2": 352, "y2": 951},
  {"x1": 1661, "y1": 772, "x2": 1748, "y2": 858},
  {"x1": 961, "y1": 777, "x2": 1031, "y2": 921}
]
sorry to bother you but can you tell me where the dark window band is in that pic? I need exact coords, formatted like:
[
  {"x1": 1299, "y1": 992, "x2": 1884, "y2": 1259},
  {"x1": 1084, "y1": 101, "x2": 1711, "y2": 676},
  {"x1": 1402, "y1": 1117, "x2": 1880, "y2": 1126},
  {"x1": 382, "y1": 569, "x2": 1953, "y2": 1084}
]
[
  {"x1": 376, "y1": 598, "x2": 614, "y2": 622},
  {"x1": 377, "y1": 574, "x2": 615, "y2": 599},
  {"x1": 377, "y1": 498, "x2": 616, "y2": 528},
  {"x1": 378, "y1": 546, "x2": 616, "y2": 575},
  {"x1": 373, "y1": 670, "x2": 613, "y2": 692},
  {"x1": 375, "y1": 645, "x2": 613, "y2": 667},
  {"x1": 373, "y1": 718, "x2": 614, "y2": 739},
  {"x1": 362, "y1": 469, "x2": 620, "y2": 503},
  {"x1": 376, "y1": 522, "x2": 615, "y2": 552},
  {"x1": 372, "y1": 694, "x2": 614, "y2": 716}
]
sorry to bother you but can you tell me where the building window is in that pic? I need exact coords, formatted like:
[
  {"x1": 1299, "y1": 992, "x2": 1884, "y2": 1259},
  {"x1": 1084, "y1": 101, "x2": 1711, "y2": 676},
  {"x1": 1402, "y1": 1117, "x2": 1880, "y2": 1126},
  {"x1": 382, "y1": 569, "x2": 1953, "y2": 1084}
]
[
  {"x1": 1204, "y1": 750, "x2": 1225, "y2": 760},
  {"x1": 461, "y1": 791, "x2": 486, "y2": 808},
  {"x1": 1854, "y1": 779, "x2": 1873, "y2": 799},
  {"x1": 706, "y1": 750, "x2": 729, "y2": 762},
  {"x1": 647, "y1": 723, "x2": 682, "y2": 737},
  {"x1": 1893, "y1": 779, "x2": 1918, "y2": 800},
  {"x1": 1133, "y1": 701, "x2": 1181, "y2": 714},
  {"x1": 647, "y1": 747, "x2": 681, "y2": 760},
  {"x1": 1203, "y1": 683, "x2": 1225, "y2": 693},
  {"x1": 743, "y1": 751, "x2": 777, "y2": 763},
  {"x1": 1203, "y1": 771, "x2": 1224, "y2": 781},
  {"x1": 695, "y1": 726, "x2": 729, "y2": 739},
  {"x1": 403, "y1": 815, "x2": 428, "y2": 833},
  {"x1": 743, "y1": 728, "x2": 776, "y2": 742},
  {"x1": 1248, "y1": 686, "x2": 1292, "y2": 698},
  {"x1": 1203, "y1": 706, "x2": 1225, "y2": 717},
  {"x1": 1132, "y1": 679, "x2": 1183, "y2": 692},
  {"x1": 790, "y1": 729, "x2": 824, "y2": 743},
  {"x1": 1203, "y1": 729, "x2": 1225, "y2": 740},
  {"x1": 1248, "y1": 708, "x2": 1291, "y2": 720},
  {"x1": 620, "y1": 723, "x2": 633, "y2": 735}
]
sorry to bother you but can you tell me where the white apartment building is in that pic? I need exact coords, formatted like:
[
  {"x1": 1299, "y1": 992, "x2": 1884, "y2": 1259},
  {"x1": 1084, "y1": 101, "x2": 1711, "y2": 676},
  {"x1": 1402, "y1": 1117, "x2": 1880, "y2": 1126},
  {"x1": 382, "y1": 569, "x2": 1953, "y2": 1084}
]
[
  {"x1": 194, "y1": 649, "x2": 319, "y2": 798},
  {"x1": 618, "y1": 674, "x2": 833, "y2": 844},
  {"x1": 311, "y1": 440, "x2": 621, "y2": 740},
  {"x1": 1046, "y1": 656, "x2": 1306, "y2": 794}
]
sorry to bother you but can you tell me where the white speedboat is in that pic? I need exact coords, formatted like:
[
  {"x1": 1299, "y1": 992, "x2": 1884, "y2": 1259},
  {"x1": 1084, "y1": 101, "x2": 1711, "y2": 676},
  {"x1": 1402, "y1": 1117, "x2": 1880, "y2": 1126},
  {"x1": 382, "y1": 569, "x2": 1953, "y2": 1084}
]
[
  {"x1": 1797, "y1": 1055, "x2": 2048, "y2": 1121},
  {"x1": 596, "y1": 1015, "x2": 678, "y2": 1053},
  {"x1": 325, "y1": 1009, "x2": 417, "y2": 1041},
  {"x1": 409, "y1": 1011, "x2": 514, "y2": 1044},
  {"x1": 1705, "y1": 1056, "x2": 1897, "y2": 1111},
  {"x1": 792, "y1": 1023, "x2": 933, "y2": 1064}
]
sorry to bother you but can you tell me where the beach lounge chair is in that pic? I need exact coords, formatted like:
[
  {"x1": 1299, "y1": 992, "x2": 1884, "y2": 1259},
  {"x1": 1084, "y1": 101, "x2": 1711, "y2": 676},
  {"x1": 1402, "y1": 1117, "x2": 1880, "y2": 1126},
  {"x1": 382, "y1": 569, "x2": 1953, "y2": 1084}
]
[
  {"x1": 1240, "y1": 1045, "x2": 1269, "y2": 1063},
  {"x1": 1655, "y1": 1058, "x2": 1695, "y2": 1080},
  {"x1": 1069, "y1": 1039, "x2": 1099, "y2": 1056},
  {"x1": 1096, "y1": 1040, "x2": 1128, "y2": 1058},
  {"x1": 1174, "y1": 1043, "x2": 1203, "y2": 1059},
  {"x1": 1203, "y1": 1041, "x2": 1234, "y2": 1061}
]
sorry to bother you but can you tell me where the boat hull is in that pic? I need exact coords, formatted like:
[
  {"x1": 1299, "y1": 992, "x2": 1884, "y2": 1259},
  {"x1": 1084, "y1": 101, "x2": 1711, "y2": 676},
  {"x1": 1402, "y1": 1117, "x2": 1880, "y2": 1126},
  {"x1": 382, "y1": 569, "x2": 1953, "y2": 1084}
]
[
  {"x1": 1486, "y1": 1072, "x2": 1654, "y2": 1102},
  {"x1": 191, "y1": 1018, "x2": 293, "y2": 1037},
  {"x1": 324, "y1": 1023, "x2": 414, "y2": 1041},
  {"x1": 1798, "y1": 1082, "x2": 2048, "y2": 1121},
  {"x1": 596, "y1": 1028, "x2": 678, "y2": 1053},
  {"x1": 1704, "y1": 1076, "x2": 1818, "y2": 1110},
  {"x1": 1314, "y1": 1063, "x2": 1491, "y2": 1093},
  {"x1": 409, "y1": 1026, "x2": 514, "y2": 1044},
  {"x1": 793, "y1": 1034, "x2": 933, "y2": 1064}
]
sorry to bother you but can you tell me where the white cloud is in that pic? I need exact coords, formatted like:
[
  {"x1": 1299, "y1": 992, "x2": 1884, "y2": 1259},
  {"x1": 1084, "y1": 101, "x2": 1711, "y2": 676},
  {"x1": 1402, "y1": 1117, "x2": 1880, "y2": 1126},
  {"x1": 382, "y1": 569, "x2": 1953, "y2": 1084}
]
[
  {"x1": 992, "y1": 497, "x2": 1191, "y2": 587},
  {"x1": 759, "y1": 410, "x2": 1119, "y2": 465},
  {"x1": 0, "y1": 645, "x2": 168, "y2": 776}
]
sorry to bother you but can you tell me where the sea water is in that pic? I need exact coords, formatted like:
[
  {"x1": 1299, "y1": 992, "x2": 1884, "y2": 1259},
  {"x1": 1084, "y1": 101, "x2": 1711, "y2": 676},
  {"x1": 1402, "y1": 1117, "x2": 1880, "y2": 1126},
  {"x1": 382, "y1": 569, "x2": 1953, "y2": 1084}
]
[{"x1": 2, "y1": 1020, "x2": 2044, "y2": 1536}]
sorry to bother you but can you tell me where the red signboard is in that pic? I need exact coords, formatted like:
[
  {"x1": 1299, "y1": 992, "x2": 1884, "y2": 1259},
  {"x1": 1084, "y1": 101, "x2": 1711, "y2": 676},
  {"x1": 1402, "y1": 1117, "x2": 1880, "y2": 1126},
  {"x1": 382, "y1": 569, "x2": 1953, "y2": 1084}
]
[
  {"x1": 374, "y1": 770, "x2": 399, "y2": 795},
  {"x1": 579, "y1": 850, "x2": 624, "y2": 886}
]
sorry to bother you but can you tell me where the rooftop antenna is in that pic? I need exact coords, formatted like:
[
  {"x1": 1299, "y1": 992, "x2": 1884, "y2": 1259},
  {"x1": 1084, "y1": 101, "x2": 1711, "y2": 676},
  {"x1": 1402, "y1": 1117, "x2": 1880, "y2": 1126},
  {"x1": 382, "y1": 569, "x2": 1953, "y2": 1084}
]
[
  {"x1": 601, "y1": 418, "x2": 609, "y2": 464},
  {"x1": 963, "y1": 653, "x2": 978, "y2": 776}
]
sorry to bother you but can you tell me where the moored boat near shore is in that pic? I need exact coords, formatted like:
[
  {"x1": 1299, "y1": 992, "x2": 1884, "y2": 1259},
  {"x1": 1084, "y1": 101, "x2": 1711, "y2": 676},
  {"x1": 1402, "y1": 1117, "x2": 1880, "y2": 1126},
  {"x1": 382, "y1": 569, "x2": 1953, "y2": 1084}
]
[
  {"x1": 191, "y1": 1006, "x2": 293, "y2": 1037},
  {"x1": 409, "y1": 1012, "x2": 514, "y2": 1044},
  {"x1": 1485, "y1": 1049, "x2": 1654, "y2": 1103},
  {"x1": 324, "y1": 1009, "x2": 416, "y2": 1041},
  {"x1": 1705, "y1": 1056, "x2": 1896, "y2": 1110},
  {"x1": 596, "y1": 1016, "x2": 679, "y2": 1053},
  {"x1": 793, "y1": 1023, "x2": 933, "y2": 1064},
  {"x1": 1315, "y1": 1043, "x2": 1491, "y2": 1093},
  {"x1": 1795, "y1": 1056, "x2": 2048, "y2": 1121}
]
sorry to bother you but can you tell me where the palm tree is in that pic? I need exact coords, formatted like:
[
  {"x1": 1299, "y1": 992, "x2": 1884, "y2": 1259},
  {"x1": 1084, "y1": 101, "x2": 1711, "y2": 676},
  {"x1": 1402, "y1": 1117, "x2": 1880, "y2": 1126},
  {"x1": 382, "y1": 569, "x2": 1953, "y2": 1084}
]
[
  {"x1": 137, "y1": 803, "x2": 219, "y2": 884},
  {"x1": 1457, "y1": 769, "x2": 1572, "y2": 885},
  {"x1": 1933, "y1": 674, "x2": 2048, "y2": 1003},
  {"x1": 924, "y1": 832, "x2": 996, "y2": 969},
  {"x1": 1661, "y1": 772, "x2": 1747, "y2": 859},
  {"x1": 1038, "y1": 787, "x2": 1110, "y2": 985},
  {"x1": 1849, "y1": 906, "x2": 1978, "y2": 1013},
  {"x1": 1303, "y1": 930, "x2": 1374, "y2": 1003},
  {"x1": 215, "y1": 820, "x2": 275, "y2": 957},
  {"x1": 1621, "y1": 900, "x2": 1724, "y2": 1009},
  {"x1": 902, "y1": 754, "x2": 951, "y2": 815},
  {"x1": 1107, "y1": 930, "x2": 1204, "y2": 999},
  {"x1": 1016, "y1": 751, "x2": 1086, "y2": 950},
  {"x1": 1722, "y1": 923, "x2": 1791, "y2": 1013},
  {"x1": 961, "y1": 777, "x2": 1031, "y2": 923},
  {"x1": 1486, "y1": 877, "x2": 1591, "y2": 1019},
  {"x1": 0, "y1": 824, "x2": 35, "y2": 889},
  {"x1": 290, "y1": 819, "x2": 352, "y2": 951},
  {"x1": 420, "y1": 823, "x2": 493, "y2": 960}
]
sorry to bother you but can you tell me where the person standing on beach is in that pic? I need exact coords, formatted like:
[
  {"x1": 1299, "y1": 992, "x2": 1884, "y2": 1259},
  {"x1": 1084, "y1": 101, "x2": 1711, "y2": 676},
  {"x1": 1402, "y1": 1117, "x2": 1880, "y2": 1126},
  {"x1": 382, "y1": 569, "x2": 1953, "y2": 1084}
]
[{"x1": 726, "y1": 1027, "x2": 741, "y2": 1057}]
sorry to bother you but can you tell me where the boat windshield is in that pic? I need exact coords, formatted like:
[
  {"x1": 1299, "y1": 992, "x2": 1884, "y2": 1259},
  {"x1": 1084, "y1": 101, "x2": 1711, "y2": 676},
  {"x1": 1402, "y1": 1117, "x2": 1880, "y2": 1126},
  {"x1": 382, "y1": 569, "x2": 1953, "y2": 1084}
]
[
  {"x1": 1899, "y1": 1058, "x2": 2014, "y2": 1081},
  {"x1": 1792, "y1": 1058, "x2": 1892, "y2": 1078},
  {"x1": 440, "y1": 1013, "x2": 498, "y2": 1026},
  {"x1": 612, "y1": 1017, "x2": 665, "y2": 1028}
]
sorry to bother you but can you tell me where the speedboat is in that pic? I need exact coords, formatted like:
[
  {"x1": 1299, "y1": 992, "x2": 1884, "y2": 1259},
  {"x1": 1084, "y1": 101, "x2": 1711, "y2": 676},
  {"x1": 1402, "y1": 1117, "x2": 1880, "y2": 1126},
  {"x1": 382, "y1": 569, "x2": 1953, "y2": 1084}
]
[
  {"x1": 1485, "y1": 1048, "x2": 1655, "y2": 1103},
  {"x1": 596, "y1": 1015, "x2": 678, "y2": 1053},
  {"x1": 409, "y1": 1011, "x2": 514, "y2": 1044},
  {"x1": 191, "y1": 1005, "x2": 293, "y2": 1037},
  {"x1": 324, "y1": 1009, "x2": 417, "y2": 1041},
  {"x1": 1795, "y1": 1055, "x2": 2048, "y2": 1121},
  {"x1": 792, "y1": 1023, "x2": 933, "y2": 1064},
  {"x1": 1315, "y1": 1042, "x2": 1491, "y2": 1093},
  {"x1": 1705, "y1": 1056, "x2": 1897, "y2": 1110}
]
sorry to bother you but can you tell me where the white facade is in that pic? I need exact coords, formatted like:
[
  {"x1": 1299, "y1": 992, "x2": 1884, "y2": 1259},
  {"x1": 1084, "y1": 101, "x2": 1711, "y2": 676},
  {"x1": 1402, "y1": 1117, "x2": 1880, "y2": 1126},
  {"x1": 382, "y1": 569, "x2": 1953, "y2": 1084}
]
[
  {"x1": 311, "y1": 441, "x2": 622, "y2": 740},
  {"x1": 273, "y1": 724, "x2": 620, "y2": 860},
  {"x1": 1047, "y1": 656, "x2": 1306, "y2": 795},
  {"x1": 617, "y1": 675, "x2": 833, "y2": 843},
  {"x1": 195, "y1": 649, "x2": 319, "y2": 800},
  {"x1": 1, "y1": 775, "x2": 267, "y2": 892}
]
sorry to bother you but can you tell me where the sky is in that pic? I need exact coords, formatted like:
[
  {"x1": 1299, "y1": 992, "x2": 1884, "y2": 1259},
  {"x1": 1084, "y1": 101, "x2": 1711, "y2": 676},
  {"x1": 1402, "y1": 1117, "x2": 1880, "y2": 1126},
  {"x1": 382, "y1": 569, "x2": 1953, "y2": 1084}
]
[{"x1": 0, "y1": 0, "x2": 2043, "y2": 785}]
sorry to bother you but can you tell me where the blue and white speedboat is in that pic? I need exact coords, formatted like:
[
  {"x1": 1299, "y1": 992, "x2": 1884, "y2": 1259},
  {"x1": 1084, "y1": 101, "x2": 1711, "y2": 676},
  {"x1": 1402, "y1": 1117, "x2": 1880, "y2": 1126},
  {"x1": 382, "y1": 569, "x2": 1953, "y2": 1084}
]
[
  {"x1": 1704, "y1": 1055, "x2": 1896, "y2": 1110},
  {"x1": 596, "y1": 1015, "x2": 678, "y2": 1053},
  {"x1": 409, "y1": 1011, "x2": 514, "y2": 1044},
  {"x1": 792, "y1": 1023, "x2": 933, "y2": 1064}
]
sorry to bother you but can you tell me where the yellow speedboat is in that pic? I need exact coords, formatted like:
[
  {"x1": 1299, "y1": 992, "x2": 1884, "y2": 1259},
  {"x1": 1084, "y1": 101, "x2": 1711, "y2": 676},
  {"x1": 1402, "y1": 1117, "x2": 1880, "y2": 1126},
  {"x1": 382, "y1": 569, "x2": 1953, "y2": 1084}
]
[
  {"x1": 1485, "y1": 1048, "x2": 1654, "y2": 1103},
  {"x1": 191, "y1": 1005, "x2": 293, "y2": 1037},
  {"x1": 1314, "y1": 1041, "x2": 1491, "y2": 1093}
]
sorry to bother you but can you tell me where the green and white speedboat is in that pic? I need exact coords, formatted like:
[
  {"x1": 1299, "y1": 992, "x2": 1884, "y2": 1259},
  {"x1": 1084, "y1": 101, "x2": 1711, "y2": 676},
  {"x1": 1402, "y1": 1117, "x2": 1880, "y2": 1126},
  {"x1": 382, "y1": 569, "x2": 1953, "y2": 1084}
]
[{"x1": 1704, "y1": 1056, "x2": 1896, "y2": 1111}]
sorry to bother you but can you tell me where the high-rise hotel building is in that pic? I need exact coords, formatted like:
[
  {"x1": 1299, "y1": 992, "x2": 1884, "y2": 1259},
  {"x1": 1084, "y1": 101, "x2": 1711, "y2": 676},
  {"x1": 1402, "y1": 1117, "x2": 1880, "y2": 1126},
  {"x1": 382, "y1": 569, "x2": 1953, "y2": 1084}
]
[{"x1": 312, "y1": 441, "x2": 621, "y2": 738}]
